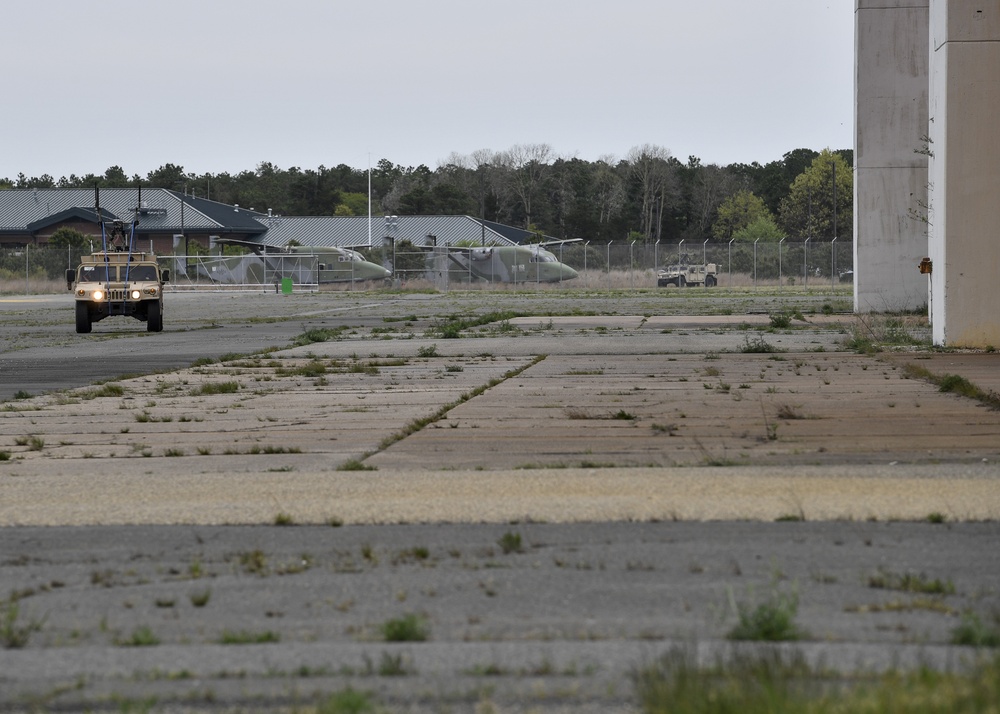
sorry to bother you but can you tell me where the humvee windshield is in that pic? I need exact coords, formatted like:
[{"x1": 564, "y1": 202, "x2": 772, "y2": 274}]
[
  {"x1": 80, "y1": 265, "x2": 111, "y2": 282},
  {"x1": 126, "y1": 265, "x2": 158, "y2": 281}
]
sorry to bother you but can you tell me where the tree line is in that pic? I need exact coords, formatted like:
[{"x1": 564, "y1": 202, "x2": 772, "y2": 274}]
[{"x1": 2, "y1": 144, "x2": 853, "y2": 245}]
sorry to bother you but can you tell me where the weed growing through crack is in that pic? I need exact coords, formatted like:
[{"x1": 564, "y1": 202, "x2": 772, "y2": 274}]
[
  {"x1": 498, "y1": 531, "x2": 524, "y2": 554},
  {"x1": 238, "y1": 550, "x2": 268, "y2": 576},
  {"x1": 219, "y1": 629, "x2": 280, "y2": 644},
  {"x1": 867, "y1": 567, "x2": 955, "y2": 595},
  {"x1": 1, "y1": 601, "x2": 43, "y2": 648},
  {"x1": 191, "y1": 381, "x2": 240, "y2": 396},
  {"x1": 741, "y1": 334, "x2": 780, "y2": 353},
  {"x1": 119, "y1": 626, "x2": 160, "y2": 647},
  {"x1": 292, "y1": 327, "x2": 347, "y2": 346},
  {"x1": 952, "y1": 612, "x2": 1000, "y2": 647},
  {"x1": 380, "y1": 614, "x2": 428, "y2": 642},
  {"x1": 726, "y1": 580, "x2": 806, "y2": 642},
  {"x1": 317, "y1": 688, "x2": 378, "y2": 713},
  {"x1": 15, "y1": 436, "x2": 44, "y2": 451},
  {"x1": 189, "y1": 589, "x2": 212, "y2": 608},
  {"x1": 338, "y1": 459, "x2": 376, "y2": 471},
  {"x1": 633, "y1": 647, "x2": 1000, "y2": 713}
]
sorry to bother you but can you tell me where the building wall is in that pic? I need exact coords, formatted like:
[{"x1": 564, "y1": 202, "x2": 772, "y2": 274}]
[
  {"x1": 854, "y1": 0, "x2": 930, "y2": 313},
  {"x1": 928, "y1": 1, "x2": 1000, "y2": 346}
]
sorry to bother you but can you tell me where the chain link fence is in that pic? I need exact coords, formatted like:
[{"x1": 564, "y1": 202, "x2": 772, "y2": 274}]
[{"x1": 2, "y1": 240, "x2": 854, "y2": 294}]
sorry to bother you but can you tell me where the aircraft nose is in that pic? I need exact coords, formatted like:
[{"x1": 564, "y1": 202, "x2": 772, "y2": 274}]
[{"x1": 561, "y1": 264, "x2": 579, "y2": 280}]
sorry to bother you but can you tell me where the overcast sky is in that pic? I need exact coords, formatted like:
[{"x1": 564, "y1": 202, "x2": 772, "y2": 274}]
[{"x1": 5, "y1": 0, "x2": 853, "y2": 181}]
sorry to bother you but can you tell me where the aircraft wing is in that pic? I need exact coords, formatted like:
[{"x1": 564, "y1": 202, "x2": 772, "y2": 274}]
[{"x1": 536, "y1": 238, "x2": 583, "y2": 248}]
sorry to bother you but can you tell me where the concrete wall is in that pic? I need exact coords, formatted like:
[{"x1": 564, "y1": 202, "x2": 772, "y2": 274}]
[
  {"x1": 928, "y1": 2, "x2": 1000, "y2": 346},
  {"x1": 854, "y1": 0, "x2": 930, "y2": 313}
]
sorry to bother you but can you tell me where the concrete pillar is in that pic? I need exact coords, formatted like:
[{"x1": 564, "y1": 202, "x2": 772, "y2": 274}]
[
  {"x1": 854, "y1": 1, "x2": 930, "y2": 313},
  {"x1": 928, "y1": 2, "x2": 1000, "y2": 346}
]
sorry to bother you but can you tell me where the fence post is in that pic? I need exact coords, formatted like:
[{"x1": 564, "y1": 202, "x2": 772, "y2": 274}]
[
  {"x1": 831, "y1": 237, "x2": 837, "y2": 288},
  {"x1": 804, "y1": 238, "x2": 812, "y2": 288},
  {"x1": 607, "y1": 241, "x2": 612, "y2": 293},
  {"x1": 779, "y1": 237, "x2": 785, "y2": 289},
  {"x1": 728, "y1": 239, "x2": 734, "y2": 287},
  {"x1": 629, "y1": 240, "x2": 636, "y2": 289}
]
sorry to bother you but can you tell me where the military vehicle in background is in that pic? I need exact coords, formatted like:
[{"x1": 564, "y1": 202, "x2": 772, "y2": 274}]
[
  {"x1": 67, "y1": 187, "x2": 169, "y2": 333},
  {"x1": 657, "y1": 263, "x2": 718, "y2": 287}
]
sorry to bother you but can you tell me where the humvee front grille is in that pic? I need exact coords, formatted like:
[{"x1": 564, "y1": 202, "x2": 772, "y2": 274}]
[{"x1": 105, "y1": 289, "x2": 127, "y2": 301}]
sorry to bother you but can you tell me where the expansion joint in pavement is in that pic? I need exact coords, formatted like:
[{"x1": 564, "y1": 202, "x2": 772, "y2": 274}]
[{"x1": 357, "y1": 354, "x2": 548, "y2": 463}]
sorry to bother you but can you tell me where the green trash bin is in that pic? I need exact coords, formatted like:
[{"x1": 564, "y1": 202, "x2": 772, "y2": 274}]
[{"x1": 281, "y1": 277, "x2": 293, "y2": 295}]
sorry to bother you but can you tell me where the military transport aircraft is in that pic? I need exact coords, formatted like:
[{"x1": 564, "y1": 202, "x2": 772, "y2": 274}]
[
  {"x1": 279, "y1": 245, "x2": 391, "y2": 283},
  {"x1": 443, "y1": 241, "x2": 579, "y2": 283},
  {"x1": 201, "y1": 242, "x2": 390, "y2": 285}
]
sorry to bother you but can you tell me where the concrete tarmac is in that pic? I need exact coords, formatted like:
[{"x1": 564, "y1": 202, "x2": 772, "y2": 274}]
[{"x1": 1, "y1": 288, "x2": 998, "y2": 712}]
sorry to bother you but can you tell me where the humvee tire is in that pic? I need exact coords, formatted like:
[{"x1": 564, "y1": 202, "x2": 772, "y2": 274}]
[
  {"x1": 147, "y1": 301, "x2": 162, "y2": 333},
  {"x1": 75, "y1": 302, "x2": 92, "y2": 334}
]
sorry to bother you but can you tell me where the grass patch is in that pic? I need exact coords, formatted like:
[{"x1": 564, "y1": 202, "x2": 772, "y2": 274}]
[
  {"x1": 740, "y1": 334, "x2": 781, "y2": 353},
  {"x1": 119, "y1": 626, "x2": 160, "y2": 647},
  {"x1": 769, "y1": 312, "x2": 792, "y2": 329},
  {"x1": 867, "y1": 567, "x2": 955, "y2": 595},
  {"x1": 238, "y1": 549, "x2": 268, "y2": 576},
  {"x1": 380, "y1": 613, "x2": 428, "y2": 642},
  {"x1": 633, "y1": 648, "x2": 1000, "y2": 714},
  {"x1": 498, "y1": 531, "x2": 524, "y2": 554},
  {"x1": 85, "y1": 383, "x2": 125, "y2": 399},
  {"x1": 845, "y1": 314, "x2": 928, "y2": 353},
  {"x1": 902, "y1": 364, "x2": 1000, "y2": 410},
  {"x1": 952, "y1": 612, "x2": 1000, "y2": 647},
  {"x1": 727, "y1": 581, "x2": 806, "y2": 642},
  {"x1": 191, "y1": 381, "x2": 240, "y2": 396},
  {"x1": 431, "y1": 310, "x2": 523, "y2": 339},
  {"x1": 189, "y1": 589, "x2": 211, "y2": 608},
  {"x1": 15, "y1": 435, "x2": 45, "y2": 451},
  {"x1": 338, "y1": 458, "x2": 376, "y2": 471},
  {"x1": 219, "y1": 629, "x2": 280, "y2": 644},
  {"x1": 318, "y1": 688, "x2": 378, "y2": 713},
  {"x1": 1, "y1": 601, "x2": 43, "y2": 649},
  {"x1": 292, "y1": 327, "x2": 347, "y2": 347}
]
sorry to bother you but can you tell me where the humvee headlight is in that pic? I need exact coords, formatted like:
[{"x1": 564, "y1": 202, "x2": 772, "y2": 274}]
[
  {"x1": 130, "y1": 289, "x2": 141, "y2": 300},
  {"x1": 92, "y1": 289, "x2": 104, "y2": 301},
  {"x1": 76, "y1": 289, "x2": 85, "y2": 297},
  {"x1": 145, "y1": 286, "x2": 158, "y2": 296}
]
